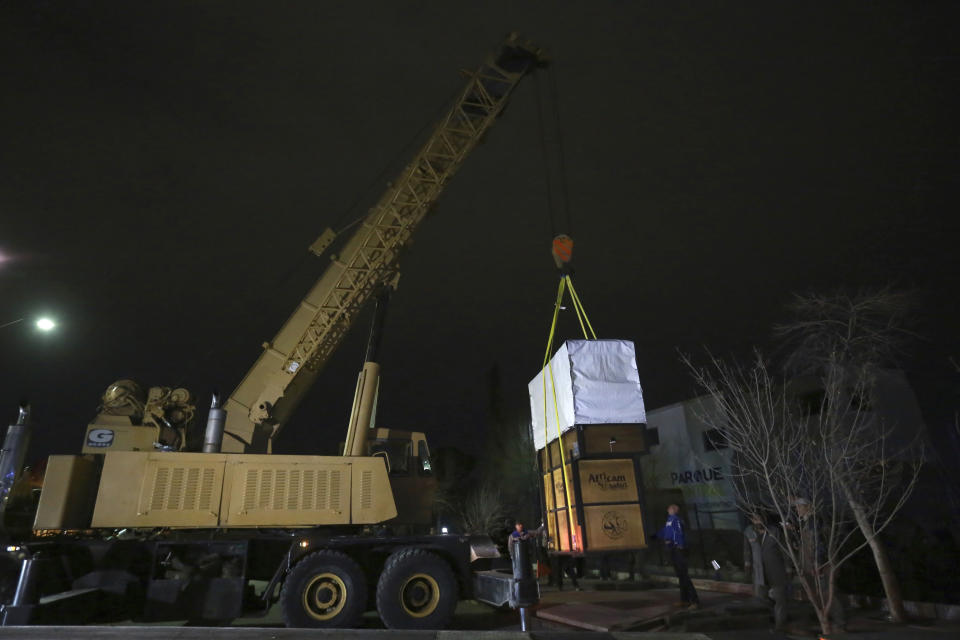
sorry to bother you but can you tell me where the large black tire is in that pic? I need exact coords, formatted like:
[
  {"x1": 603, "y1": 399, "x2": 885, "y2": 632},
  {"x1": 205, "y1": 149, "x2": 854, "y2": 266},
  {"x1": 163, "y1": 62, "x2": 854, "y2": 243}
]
[
  {"x1": 375, "y1": 548, "x2": 458, "y2": 629},
  {"x1": 280, "y1": 550, "x2": 367, "y2": 628}
]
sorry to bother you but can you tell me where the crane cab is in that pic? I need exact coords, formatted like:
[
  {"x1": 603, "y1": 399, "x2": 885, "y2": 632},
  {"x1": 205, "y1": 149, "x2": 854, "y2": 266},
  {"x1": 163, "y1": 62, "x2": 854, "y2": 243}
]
[{"x1": 366, "y1": 428, "x2": 436, "y2": 530}]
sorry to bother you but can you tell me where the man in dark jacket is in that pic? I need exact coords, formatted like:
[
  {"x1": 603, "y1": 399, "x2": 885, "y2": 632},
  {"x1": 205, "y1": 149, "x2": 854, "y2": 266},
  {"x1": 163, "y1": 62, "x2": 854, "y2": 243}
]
[
  {"x1": 659, "y1": 504, "x2": 699, "y2": 608},
  {"x1": 744, "y1": 513, "x2": 767, "y2": 600},
  {"x1": 507, "y1": 520, "x2": 545, "y2": 553},
  {"x1": 756, "y1": 512, "x2": 789, "y2": 630},
  {"x1": 795, "y1": 498, "x2": 845, "y2": 630}
]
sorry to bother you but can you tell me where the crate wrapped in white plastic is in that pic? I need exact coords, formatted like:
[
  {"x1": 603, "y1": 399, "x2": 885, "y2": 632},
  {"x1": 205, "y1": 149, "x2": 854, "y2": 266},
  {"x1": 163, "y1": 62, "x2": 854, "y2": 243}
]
[{"x1": 529, "y1": 339, "x2": 646, "y2": 451}]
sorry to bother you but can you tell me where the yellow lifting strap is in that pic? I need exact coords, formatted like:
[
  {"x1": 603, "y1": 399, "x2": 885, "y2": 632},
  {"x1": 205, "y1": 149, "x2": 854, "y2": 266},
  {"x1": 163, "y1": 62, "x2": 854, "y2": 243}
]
[{"x1": 540, "y1": 274, "x2": 595, "y2": 552}]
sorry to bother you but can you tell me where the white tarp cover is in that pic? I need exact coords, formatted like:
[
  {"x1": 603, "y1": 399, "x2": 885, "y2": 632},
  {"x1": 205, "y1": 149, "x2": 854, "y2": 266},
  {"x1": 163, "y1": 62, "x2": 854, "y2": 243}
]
[{"x1": 529, "y1": 339, "x2": 647, "y2": 451}]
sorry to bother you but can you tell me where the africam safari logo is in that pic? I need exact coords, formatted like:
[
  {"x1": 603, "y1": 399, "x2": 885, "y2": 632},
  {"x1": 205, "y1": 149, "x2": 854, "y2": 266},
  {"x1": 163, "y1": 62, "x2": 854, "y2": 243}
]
[
  {"x1": 86, "y1": 429, "x2": 115, "y2": 448},
  {"x1": 588, "y1": 471, "x2": 629, "y2": 491},
  {"x1": 602, "y1": 511, "x2": 628, "y2": 539}
]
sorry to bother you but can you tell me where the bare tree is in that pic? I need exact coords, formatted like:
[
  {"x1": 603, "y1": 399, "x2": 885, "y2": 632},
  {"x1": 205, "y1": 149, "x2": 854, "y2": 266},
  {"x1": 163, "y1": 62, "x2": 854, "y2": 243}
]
[
  {"x1": 774, "y1": 288, "x2": 915, "y2": 375},
  {"x1": 775, "y1": 289, "x2": 920, "y2": 622},
  {"x1": 684, "y1": 350, "x2": 921, "y2": 635},
  {"x1": 459, "y1": 483, "x2": 506, "y2": 537},
  {"x1": 482, "y1": 365, "x2": 540, "y2": 526}
]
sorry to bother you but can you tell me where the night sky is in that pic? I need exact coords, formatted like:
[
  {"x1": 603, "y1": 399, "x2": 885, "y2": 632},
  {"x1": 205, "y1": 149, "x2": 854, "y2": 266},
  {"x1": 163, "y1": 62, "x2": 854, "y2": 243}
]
[{"x1": 2, "y1": 2, "x2": 958, "y2": 462}]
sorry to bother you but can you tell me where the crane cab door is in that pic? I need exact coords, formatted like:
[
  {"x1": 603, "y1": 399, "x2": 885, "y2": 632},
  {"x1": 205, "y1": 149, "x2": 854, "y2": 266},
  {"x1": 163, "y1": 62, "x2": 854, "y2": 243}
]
[{"x1": 367, "y1": 429, "x2": 435, "y2": 530}]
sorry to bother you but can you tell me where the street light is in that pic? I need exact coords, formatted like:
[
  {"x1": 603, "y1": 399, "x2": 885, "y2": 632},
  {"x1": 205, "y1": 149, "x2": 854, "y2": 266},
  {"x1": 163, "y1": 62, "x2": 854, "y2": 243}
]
[{"x1": 0, "y1": 317, "x2": 57, "y2": 332}]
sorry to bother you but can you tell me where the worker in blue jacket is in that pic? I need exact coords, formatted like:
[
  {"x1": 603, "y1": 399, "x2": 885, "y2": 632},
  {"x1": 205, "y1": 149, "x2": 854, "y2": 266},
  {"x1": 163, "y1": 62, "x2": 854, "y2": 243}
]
[{"x1": 659, "y1": 504, "x2": 700, "y2": 608}]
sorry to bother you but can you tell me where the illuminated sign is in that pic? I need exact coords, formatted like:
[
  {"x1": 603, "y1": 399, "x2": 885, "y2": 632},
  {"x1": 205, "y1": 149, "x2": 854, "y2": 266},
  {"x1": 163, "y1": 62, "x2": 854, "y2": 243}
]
[{"x1": 671, "y1": 466, "x2": 723, "y2": 485}]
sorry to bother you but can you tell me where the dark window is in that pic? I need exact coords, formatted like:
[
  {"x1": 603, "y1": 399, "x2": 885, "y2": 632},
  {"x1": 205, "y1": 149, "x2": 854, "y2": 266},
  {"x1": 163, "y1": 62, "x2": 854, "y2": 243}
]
[
  {"x1": 703, "y1": 428, "x2": 728, "y2": 451},
  {"x1": 369, "y1": 439, "x2": 411, "y2": 475},
  {"x1": 644, "y1": 427, "x2": 660, "y2": 446}
]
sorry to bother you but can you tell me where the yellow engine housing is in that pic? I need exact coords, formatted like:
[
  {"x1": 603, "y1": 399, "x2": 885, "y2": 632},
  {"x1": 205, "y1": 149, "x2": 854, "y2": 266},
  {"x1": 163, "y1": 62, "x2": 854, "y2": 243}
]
[{"x1": 36, "y1": 451, "x2": 397, "y2": 530}]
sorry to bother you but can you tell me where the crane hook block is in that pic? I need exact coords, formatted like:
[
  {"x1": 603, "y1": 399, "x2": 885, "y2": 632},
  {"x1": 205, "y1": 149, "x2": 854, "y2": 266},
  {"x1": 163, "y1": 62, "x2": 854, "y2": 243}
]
[{"x1": 552, "y1": 234, "x2": 574, "y2": 269}]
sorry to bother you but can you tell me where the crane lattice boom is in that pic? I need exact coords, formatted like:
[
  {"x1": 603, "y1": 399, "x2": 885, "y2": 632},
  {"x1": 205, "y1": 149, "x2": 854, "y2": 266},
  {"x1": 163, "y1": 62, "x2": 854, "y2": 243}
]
[{"x1": 222, "y1": 35, "x2": 545, "y2": 452}]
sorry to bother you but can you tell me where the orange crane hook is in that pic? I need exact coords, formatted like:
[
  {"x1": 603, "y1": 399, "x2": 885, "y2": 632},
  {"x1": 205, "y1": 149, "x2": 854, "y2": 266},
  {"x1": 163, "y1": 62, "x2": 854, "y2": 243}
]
[{"x1": 551, "y1": 234, "x2": 573, "y2": 270}]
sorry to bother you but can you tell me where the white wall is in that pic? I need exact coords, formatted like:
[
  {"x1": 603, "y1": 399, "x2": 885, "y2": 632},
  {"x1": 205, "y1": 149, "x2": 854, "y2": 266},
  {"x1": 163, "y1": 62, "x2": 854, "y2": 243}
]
[
  {"x1": 643, "y1": 396, "x2": 740, "y2": 531},
  {"x1": 642, "y1": 370, "x2": 928, "y2": 532}
]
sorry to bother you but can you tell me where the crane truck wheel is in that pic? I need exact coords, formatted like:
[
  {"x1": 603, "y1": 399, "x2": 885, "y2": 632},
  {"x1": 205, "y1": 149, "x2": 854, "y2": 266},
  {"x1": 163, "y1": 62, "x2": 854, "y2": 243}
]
[
  {"x1": 375, "y1": 548, "x2": 458, "y2": 629},
  {"x1": 280, "y1": 550, "x2": 367, "y2": 628}
]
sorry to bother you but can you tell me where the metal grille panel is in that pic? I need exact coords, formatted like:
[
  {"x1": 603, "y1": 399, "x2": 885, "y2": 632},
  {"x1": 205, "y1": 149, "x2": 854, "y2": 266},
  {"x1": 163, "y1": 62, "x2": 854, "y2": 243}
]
[
  {"x1": 234, "y1": 465, "x2": 347, "y2": 518},
  {"x1": 146, "y1": 463, "x2": 218, "y2": 512},
  {"x1": 330, "y1": 470, "x2": 341, "y2": 511},
  {"x1": 360, "y1": 470, "x2": 372, "y2": 510}
]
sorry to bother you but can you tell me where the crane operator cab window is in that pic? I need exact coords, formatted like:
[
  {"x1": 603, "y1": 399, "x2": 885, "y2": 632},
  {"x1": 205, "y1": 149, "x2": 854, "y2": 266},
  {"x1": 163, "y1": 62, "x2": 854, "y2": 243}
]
[
  {"x1": 418, "y1": 440, "x2": 432, "y2": 475},
  {"x1": 368, "y1": 437, "x2": 433, "y2": 477},
  {"x1": 369, "y1": 439, "x2": 410, "y2": 475}
]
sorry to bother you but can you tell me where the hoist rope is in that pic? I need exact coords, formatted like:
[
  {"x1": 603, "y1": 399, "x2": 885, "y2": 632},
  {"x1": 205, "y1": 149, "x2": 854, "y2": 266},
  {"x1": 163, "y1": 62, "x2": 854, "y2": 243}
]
[
  {"x1": 541, "y1": 276, "x2": 576, "y2": 551},
  {"x1": 535, "y1": 65, "x2": 575, "y2": 238},
  {"x1": 548, "y1": 67, "x2": 574, "y2": 236},
  {"x1": 540, "y1": 277, "x2": 566, "y2": 466},
  {"x1": 540, "y1": 274, "x2": 595, "y2": 552},
  {"x1": 534, "y1": 72, "x2": 556, "y2": 238},
  {"x1": 568, "y1": 280, "x2": 589, "y2": 341},
  {"x1": 566, "y1": 276, "x2": 597, "y2": 340}
]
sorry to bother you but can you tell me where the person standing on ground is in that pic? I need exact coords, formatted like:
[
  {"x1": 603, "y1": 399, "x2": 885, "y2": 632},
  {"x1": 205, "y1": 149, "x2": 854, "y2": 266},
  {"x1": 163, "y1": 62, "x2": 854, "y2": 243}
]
[
  {"x1": 794, "y1": 498, "x2": 845, "y2": 631},
  {"x1": 659, "y1": 504, "x2": 700, "y2": 609},
  {"x1": 744, "y1": 512, "x2": 766, "y2": 600},
  {"x1": 756, "y1": 511, "x2": 789, "y2": 631},
  {"x1": 549, "y1": 554, "x2": 583, "y2": 591}
]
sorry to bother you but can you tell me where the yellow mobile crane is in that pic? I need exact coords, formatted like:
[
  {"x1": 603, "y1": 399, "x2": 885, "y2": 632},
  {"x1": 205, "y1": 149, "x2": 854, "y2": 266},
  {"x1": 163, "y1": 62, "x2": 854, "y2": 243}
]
[{"x1": 0, "y1": 34, "x2": 545, "y2": 629}]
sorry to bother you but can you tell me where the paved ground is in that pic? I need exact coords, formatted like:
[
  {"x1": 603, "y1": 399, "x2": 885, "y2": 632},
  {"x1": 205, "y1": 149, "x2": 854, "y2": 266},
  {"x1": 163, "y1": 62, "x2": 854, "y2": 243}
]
[
  {"x1": 226, "y1": 590, "x2": 546, "y2": 631},
  {"x1": 0, "y1": 630, "x2": 706, "y2": 640},
  {"x1": 3, "y1": 578, "x2": 960, "y2": 639},
  {"x1": 534, "y1": 585, "x2": 743, "y2": 632},
  {"x1": 532, "y1": 580, "x2": 960, "y2": 639},
  {"x1": 708, "y1": 620, "x2": 960, "y2": 640}
]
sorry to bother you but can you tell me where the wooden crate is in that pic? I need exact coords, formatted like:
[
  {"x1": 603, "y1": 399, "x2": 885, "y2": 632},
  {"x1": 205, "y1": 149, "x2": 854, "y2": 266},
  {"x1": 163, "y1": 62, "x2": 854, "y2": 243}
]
[{"x1": 538, "y1": 424, "x2": 650, "y2": 555}]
